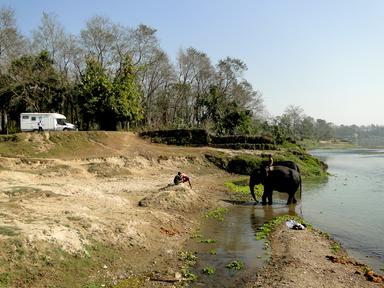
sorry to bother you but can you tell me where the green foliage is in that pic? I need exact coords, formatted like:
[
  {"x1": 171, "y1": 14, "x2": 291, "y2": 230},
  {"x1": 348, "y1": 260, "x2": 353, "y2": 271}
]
[
  {"x1": 4, "y1": 51, "x2": 64, "y2": 122},
  {"x1": 226, "y1": 154, "x2": 262, "y2": 175},
  {"x1": 225, "y1": 260, "x2": 244, "y2": 270},
  {"x1": 180, "y1": 267, "x2": 197, "y2": 281},
  {"x1": 209, "y1": 249, "x2": 217, "y2": 255},
  {"x1": 77, "y1": 56, "x2": 143, "y2": 130},
  {"x1": 78, "y1": 57, "x2": 114, "y2": 129},
  {"x1": 255, "y1": 215, "x2": 311, "y2": 240},
  {"x1": 178, "y1": 251, "x2": 197, "y2": 266},
  {"x1": 178, "y1": 251, "x2": 198, "y2": 282},
  {"x1": 113, "y1": 56, "x2": 143, "y2": 123},
  {"x1": 202, "y1": 266, "x2": 215, "y2": 275},
  {"x1": 330, "y1": 242, "x2": 341, "y2": 253},
  {"x1": 205, "y1": 207, "x2": 228, "y2": 221},
  {"x1": 225, "y1": 179, "x2": 263, "y2": 200}
]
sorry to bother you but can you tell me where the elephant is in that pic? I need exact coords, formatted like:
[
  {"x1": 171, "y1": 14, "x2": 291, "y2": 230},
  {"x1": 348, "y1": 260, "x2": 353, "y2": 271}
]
[{"x1": 249, "y1": 165, "x2": 302, "y2": 205}]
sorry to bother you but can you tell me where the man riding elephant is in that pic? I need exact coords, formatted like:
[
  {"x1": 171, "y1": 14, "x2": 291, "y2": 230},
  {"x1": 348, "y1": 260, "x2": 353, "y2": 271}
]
[{"x1": 249, "y1": 161, "x2": 302, "y2": 205}]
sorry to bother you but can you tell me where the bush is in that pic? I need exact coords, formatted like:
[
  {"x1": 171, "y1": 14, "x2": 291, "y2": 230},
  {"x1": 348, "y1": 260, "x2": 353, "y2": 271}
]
[
  {"x1": 227, "y1": 155, "x2": 263, "y2": 175},
  {"x1": 140, "y1": 129, "x2": 209, "y2": 146}
]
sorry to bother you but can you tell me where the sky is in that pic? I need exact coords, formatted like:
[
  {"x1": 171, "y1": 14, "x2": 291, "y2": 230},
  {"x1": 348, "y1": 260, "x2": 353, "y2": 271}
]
[{"x1": 1, "y1": 0, "x2": 384, "y2": 126}]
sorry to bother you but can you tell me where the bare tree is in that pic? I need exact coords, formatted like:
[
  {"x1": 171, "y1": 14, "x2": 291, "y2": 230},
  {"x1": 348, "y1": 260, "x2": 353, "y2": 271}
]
[
  {"x1": 31, "y1": 12, "x2": 82, "y2": 80},
  {"x1": 80, "y1": 16, "x2": 118, "y2": 68},
  {"x1": 0, "y1": 7, "x2": 27, "y2": 69},
  {"x1": 174, "y1": 47, "x2": 216, "y2": 125}
]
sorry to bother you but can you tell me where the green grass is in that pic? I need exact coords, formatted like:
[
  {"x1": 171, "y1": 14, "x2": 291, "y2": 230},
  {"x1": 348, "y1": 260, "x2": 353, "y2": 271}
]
[
  {"x1": 330, "y1": 242, "x2": 341, "y2": 253},
  {"x1": 0, "y1": 239, "x2": 142, "y2": 288},
  {"x1": 224, "y1": 177, "x2": 264, "y2": 201},
  {"x1": 0, "y1": 226, "x2": 21, "y2": 237},
  {"x1": 205, "y1": 207, "x2": 228, "y2": 221},
  {"x1": 255, "y1": 215, "x2": 311, "y2": 240}
]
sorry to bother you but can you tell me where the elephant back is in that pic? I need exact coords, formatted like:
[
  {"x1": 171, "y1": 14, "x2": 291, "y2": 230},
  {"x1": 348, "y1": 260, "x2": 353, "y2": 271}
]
[{"x1": 273, "y1": 160, "x2": 300, "y2": 173}]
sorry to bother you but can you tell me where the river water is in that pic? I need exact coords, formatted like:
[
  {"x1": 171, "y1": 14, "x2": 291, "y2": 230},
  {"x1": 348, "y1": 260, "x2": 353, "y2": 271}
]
[
  {"x1": 305, "y1": 148, "x2": 384, "y2": 272},
  {"x1": 185, "y1": 148, "x2": 383, "y2": 287}
]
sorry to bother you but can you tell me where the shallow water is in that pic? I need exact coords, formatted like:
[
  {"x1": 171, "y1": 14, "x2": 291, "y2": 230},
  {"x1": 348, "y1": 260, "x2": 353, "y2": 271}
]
[
  {"x1": 185, "y1": 148, "x2": 383, "y2": 286},
  {"x1": 185, "y1": 199, "x2": 300, "y2": 287}
]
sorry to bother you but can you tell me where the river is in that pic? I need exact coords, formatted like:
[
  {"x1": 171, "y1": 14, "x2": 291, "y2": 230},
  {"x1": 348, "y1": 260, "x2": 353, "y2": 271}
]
[
  {"x1": 185, "y1": 148, "x2": 384, "y2": 287},
  {"x1": 305, "y1": 148, "x2": 384, "y2": 272}
]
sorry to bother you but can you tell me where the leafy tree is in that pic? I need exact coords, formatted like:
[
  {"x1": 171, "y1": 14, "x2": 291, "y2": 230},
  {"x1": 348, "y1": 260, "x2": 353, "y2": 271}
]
[
  {"x1": 221, "y1": 104, "x2": 253, "y2": 135},
  {"x1": 113, "y1": 55, "x2": 143, "y2": 129},
  {"x1": 78, "y1": 56, "x2": 143, "y2": 130},
  {"x1": 77, "y1": 57, "x2": 114, "y2": 130},
  {"x1": 5, "y1": 51, "x2": 64, "y2": 124}
]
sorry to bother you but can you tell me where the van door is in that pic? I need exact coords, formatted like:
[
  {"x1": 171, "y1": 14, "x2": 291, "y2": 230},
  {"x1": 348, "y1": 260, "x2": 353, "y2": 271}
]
[{"x1": 55, "y1": 118, "x2": 66, "y2": 131}]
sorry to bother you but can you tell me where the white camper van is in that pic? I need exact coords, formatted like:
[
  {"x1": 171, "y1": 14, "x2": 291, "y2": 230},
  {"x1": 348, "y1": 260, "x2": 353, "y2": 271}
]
[{"x1": 20, "y1": 113, "x2": 76, "y2": 132}]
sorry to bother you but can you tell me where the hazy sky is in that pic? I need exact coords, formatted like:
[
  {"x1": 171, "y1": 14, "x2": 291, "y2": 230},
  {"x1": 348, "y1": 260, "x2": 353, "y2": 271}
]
[{"x1": 2, "y1": 0, "x2": 384, "y2": 126}]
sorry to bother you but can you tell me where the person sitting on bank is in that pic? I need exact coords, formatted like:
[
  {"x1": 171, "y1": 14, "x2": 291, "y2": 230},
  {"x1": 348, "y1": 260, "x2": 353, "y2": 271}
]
[{"x1": 174, "y1": 172, "x2": 192, "y2": 188}]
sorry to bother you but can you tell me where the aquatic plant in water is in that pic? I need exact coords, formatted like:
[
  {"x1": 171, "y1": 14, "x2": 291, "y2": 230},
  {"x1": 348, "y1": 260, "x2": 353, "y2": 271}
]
[
  {"x1": 202, "y1": 266, "x2": 215, "y2": 275},
  {"x1": 225, "y1": 260, "x2": 244, "y2": 270}
]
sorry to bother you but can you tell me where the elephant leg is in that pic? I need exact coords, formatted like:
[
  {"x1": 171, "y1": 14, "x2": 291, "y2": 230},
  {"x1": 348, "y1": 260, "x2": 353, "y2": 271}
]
[
  {"x1": 268, "y1": 190, "x2": 273, "y2": 205},
  {"x1": 286, "y1": 194, "x2": 297, "y2": 205},
  {"x1": 263, "y1": 187, "x2": 272, "y2": 205},
  {"x1": 262, "y1": 189, "x2": 268, "y2": 205}
]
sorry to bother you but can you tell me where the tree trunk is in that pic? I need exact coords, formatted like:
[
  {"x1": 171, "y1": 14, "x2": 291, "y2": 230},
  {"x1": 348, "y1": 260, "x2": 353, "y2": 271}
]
[{"x1": 1, "y1": 110, "x2": 8, "y2": 134}]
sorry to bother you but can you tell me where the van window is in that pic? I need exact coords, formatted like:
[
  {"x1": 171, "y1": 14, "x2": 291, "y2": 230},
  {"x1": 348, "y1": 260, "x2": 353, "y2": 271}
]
[
  {"x1": 31, "y1": 117, "x2": 36, "y2": 121},
  {"x1": 57, "y1": 119, "x2": 66, "y2": 125},
  {"x1": 22, "y1": 116, "x2": 29, "y2": 119}
]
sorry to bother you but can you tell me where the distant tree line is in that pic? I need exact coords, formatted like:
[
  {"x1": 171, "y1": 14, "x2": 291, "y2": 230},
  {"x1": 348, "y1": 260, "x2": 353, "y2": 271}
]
[{"x1": 1, "y1": 7, "x2": 383, "y2": 146}]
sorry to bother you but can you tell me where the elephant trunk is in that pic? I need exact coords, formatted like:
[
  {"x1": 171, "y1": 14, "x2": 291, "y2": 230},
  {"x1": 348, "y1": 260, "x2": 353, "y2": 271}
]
[
  {"x1": 249, "y1": 174, "x2": 259, "y2": 203},
  {"x1": 299, "y1": 175, "x2": 302, "y2": 199}
]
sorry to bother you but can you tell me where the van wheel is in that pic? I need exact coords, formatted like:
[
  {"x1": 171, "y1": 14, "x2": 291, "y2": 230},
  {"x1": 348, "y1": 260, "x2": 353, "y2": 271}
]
[{"x1": 63, "y1": 128, "x2": 68, "y2": 131}]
